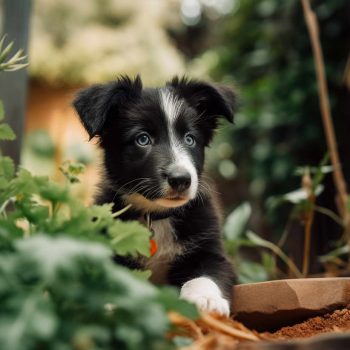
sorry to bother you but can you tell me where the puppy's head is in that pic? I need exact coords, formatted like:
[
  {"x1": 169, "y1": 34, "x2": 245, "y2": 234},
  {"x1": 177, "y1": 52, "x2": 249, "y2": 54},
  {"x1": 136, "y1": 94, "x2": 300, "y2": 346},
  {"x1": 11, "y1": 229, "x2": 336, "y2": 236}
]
[{"x1": 73, "y1": 75, "x2": 236, "y2": 213}]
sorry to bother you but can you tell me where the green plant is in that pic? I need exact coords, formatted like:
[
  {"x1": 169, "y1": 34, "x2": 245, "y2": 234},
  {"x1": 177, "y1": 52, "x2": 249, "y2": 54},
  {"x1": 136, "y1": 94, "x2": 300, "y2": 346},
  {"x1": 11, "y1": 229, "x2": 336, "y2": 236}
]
[
  {"x1": 224, "y1": 202, "x2": 281, "y2": 283},
  {"x1": 224, "y1": 155, "x2": 348, "y2": 282},
  {"x1": 0, "y1": 35, "x2": 28, "y2": 72},
  {"x1": 199, "y1": 0, "x2": 349, "y2": 241},
  {"x1": 0, "y1": 42, "x2": 198, "y2": 349},
  {"x1": 0, "y1": 130, "x2": 198, "y2": 349}
]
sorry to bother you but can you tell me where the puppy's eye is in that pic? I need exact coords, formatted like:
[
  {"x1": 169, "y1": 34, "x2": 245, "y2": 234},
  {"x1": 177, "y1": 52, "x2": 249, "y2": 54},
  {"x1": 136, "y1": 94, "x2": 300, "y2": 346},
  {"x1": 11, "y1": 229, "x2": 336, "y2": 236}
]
[
  {"x1": 136, "y1": 133, "x2": 152, "y2": 146},
  {"x1": 184, "y1": 133, "x2": 195, "y2": 146}
]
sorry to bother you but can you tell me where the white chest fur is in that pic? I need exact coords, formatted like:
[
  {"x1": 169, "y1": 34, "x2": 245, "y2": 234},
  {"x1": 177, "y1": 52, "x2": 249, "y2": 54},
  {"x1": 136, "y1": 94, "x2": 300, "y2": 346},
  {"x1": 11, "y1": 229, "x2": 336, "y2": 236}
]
[{"x1": 145, "y1": 218, "x2": 183, "y2": 284}]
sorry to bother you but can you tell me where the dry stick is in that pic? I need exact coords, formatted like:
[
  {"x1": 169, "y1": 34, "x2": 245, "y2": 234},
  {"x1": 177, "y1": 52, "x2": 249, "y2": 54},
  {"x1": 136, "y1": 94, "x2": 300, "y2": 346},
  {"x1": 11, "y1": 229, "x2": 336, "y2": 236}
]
[
  {"x1": 200, "y1": 314, "x2": 260, "y2": 341},
  {"x1": 168, "y1": 312, "x2": 204, "y2": 340},
  {"x1": 301, "y1": 0, "x2": 350, "y2": 263},
  {"x1": 302, "y1": 199, "x2": 315, "y2": 276},
  {"x1": 302, "y1": 169, "x2": 316, "y2": 276}
]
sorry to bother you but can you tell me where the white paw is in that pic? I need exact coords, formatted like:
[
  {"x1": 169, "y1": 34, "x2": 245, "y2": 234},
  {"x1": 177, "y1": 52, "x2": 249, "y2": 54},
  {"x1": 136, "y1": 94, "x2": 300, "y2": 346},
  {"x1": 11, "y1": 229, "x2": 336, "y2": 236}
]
[{"x1": 180, "y1": 277, "x2": 230, "y2": 316}]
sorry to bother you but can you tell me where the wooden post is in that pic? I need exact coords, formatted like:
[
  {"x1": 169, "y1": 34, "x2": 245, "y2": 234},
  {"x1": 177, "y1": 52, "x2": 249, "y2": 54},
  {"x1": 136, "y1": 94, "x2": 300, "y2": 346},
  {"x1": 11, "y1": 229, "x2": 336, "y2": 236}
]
[{"x1": 0, "y1": 0, "x2": 32, "y2": 165}]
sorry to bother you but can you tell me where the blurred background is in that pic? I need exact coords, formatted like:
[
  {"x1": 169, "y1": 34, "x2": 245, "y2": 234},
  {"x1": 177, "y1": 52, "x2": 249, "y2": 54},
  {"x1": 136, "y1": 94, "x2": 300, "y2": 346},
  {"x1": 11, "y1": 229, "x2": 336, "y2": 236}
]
[{"x1": 1, "y1": 0, "x2": 349, "y2": 280}]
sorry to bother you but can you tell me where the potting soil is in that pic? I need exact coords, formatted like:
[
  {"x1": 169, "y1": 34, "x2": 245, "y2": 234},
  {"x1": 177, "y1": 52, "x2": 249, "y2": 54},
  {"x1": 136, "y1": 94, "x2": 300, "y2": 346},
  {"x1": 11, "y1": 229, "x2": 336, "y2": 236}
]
[{"x1": 268, "y1": 308, "x2": 350, "y2": 339}]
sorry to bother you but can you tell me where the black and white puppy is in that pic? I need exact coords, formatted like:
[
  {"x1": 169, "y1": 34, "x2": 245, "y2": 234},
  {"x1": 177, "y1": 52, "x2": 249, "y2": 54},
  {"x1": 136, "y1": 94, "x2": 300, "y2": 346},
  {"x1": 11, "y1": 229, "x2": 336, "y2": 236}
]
[{"x1": 73, "y1": 75, "x2": 236, "y2": 316}]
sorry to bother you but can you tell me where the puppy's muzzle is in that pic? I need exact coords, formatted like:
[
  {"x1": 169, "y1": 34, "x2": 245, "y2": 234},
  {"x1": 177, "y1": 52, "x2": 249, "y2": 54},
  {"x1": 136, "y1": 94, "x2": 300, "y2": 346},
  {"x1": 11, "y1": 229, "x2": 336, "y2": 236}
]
[{"x1": 166, "y1": 167, "x2": 191, "y2": 193}]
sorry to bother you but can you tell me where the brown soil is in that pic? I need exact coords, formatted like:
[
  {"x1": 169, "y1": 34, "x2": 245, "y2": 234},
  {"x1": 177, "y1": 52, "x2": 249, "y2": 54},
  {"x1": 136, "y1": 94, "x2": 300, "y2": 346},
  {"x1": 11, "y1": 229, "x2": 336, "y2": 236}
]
[
  {"x1": 267, "y1": 308, "x2": 350, "y2": 339},
  {"x1": 171, "y1": 308, "x2": 350, "y2": 349}
]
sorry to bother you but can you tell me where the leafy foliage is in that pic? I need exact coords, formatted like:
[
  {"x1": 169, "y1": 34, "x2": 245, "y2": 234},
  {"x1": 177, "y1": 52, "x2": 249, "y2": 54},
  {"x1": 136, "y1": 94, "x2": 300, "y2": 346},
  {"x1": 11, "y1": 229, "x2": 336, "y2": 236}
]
[
  {"x1": 202, "y1": 0, "x2": 349, "y2": 235},
  {"x1": 224, "y1": 157, "x2": 346, "y2": 282},
  {"x1": 0, "y1": 119, "x2": 197, "y2": 350},
  {"x1": 0, "y1": 35, "x2": 28, "y2": 72},
  {"x1": 0, "y1": 162, "x2": 198, "y2": 348},
  {"x1": 0, "y1": 101, "x2": 16, "y2": 141}
]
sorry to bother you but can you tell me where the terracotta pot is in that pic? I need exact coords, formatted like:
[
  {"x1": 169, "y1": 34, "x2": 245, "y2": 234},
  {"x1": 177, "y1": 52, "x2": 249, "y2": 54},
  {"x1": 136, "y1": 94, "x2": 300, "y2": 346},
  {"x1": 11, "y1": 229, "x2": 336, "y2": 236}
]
[{"x1": 232, "y1": 277, "x2": 350, "y2": 332}]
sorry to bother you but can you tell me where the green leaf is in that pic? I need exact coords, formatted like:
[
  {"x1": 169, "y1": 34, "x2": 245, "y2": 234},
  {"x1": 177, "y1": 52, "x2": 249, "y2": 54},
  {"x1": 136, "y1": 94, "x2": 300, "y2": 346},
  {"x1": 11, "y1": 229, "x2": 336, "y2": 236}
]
[
  {"x1": 0, "y1": 220, "x2": 24, "y2": 250},
  {"x1": 59, "y1": 160, "x2": 86, "y2": 184},
  {"x1": 319, "y1": 245, "x2": 349, "y2": 263},
  {"x1": 0, "y1": 169, "x2": 36, "y2": 204},
  {"x1": 109, "y1": 220, "x2": 151, "y2": 257},
  {"x1": 89, "y1": 203, "x2": 115, "y2": 230},
  {"x1": 16, "y1": 199, "x2": 50, "y2": 225},
  {"x1": 312, "y1": 154, "x2": 330, "y2": 192},
  {"x1": 2, "y1": 292, "x2": 57, "y2": 350},
  {"x1": 0, "y1": 123, "x2": 16, "y2": 140},
  {"x1": 0, "y1": 41, "x2": 13, "y2": 62},
  {"x1": 157, "y1": 287, "x2": 199, "y2": 319},
  {"x1": 283, "y1": 185, "x2": 324, "y2": 204},
  {"x1": 131, "y1": 269, "x2": 152, "y2": 280},
  {"x1": 0, "y1": 101, "x2": 4, "y2": 120},
  {"x1": 224, "y1": 202, "x2": 251, "y2": 241},
  {"x1": 0, "y1": 35, "x2": 6, "y2": 54},
  {"x1": 10, "y1": 169, "x2": 37, "y2": 194},
  {"x1": 0, "y1": 156, "x2": 15, "y2": 181},
  {"x1": 37, "y1": 180, "x2": 69, "y2": 203},
  {"x1": 261, "y1": 251, "x2": 275, "y2": 273},
  {"x1": 246, "y1": 230, "x2": 302, "y2": 278},
  {"x1": 238, "y1": 260, "x2": 269, "y2": 284}
]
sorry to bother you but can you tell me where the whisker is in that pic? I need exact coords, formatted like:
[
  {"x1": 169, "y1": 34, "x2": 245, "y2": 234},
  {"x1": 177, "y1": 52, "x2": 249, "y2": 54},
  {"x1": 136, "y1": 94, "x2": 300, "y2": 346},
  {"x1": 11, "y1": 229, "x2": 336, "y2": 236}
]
[{"x1": 115, "y1": 177, "x2": 152, "y2": 193}]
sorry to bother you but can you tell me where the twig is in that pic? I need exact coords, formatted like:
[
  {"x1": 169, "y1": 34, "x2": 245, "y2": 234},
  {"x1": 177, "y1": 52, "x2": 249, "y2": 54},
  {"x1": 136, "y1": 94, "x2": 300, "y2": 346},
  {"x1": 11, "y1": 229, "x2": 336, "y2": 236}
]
[
  {"x1": 301, "y1": 0, "x2": 350, "y2": 261},
  {"x1": 314, "y1": 205, "x2": 344, "y2": 227},
  {"x1": 247, "y1": 231, "x2": 303, "y2": 278},
  {"x1": 168, "y1": 312, "x2": 203, "y2": 340},
  {"x1": 200, "y1": 314, "x2": 259, "y2": 341},
  {"x1": 302, "y1": 168, "x2": 315, "y2": 276}
]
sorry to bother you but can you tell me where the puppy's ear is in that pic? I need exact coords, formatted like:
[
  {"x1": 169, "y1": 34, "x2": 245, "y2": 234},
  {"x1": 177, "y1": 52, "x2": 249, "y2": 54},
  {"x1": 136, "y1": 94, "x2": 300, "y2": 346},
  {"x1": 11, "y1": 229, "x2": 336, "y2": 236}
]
[
  {"x1": 167, "y1": 77, "x2": 236, "y2": 127},
  {"x1": 73, "y1": 75, "x2": 142, "y2": 139}
]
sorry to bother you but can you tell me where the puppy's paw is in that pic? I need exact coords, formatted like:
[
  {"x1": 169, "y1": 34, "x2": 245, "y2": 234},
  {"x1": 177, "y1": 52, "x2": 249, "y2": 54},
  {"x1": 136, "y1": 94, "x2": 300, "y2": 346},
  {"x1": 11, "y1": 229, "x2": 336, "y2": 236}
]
[{"x1": 180, "y1": 277, "x2": 230, "y2": 316}]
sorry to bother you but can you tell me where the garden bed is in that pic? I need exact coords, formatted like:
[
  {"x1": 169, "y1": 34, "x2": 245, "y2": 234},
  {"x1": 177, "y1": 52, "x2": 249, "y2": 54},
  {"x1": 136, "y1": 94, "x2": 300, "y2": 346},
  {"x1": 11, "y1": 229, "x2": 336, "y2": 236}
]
[{"x1": 171, "y1": 278, "x2": 350, "y2": 349}]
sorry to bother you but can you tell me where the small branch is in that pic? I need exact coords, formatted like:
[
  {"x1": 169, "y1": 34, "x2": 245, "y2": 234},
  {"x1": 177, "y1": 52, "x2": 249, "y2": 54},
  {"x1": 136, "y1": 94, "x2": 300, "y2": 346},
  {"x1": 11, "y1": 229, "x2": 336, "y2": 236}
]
[
  {"x1": 200, "y1": 314, "x2": 259, "y2": 341},
  {"x1": 247, "y1": 231, "x2": 303, "y2": 278},
  {"x1": 302, "y1": 169, "x2": 315, "y2": 276},
  {"x1": 301, "y1": 0, "x2": 350, "y2": 260},
  {"x1": 314, "y1": 205, "x2": 344, "y2": 227}
]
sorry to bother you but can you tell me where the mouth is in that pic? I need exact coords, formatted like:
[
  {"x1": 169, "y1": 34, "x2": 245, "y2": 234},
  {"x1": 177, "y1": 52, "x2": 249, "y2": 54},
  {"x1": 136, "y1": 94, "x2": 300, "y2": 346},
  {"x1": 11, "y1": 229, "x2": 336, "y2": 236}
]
[
  {"x1": 153, "y1": 192, "x2": 190, "y2": 208},
  {"x1": 165, "y1": 194, "x2": 187, "y2": 201}
]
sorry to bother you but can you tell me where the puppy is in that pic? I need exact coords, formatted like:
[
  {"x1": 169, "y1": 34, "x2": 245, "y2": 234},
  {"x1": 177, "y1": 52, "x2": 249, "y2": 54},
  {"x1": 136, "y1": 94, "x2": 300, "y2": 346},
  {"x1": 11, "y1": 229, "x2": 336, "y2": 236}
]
[{"x1": 73, "y1": 75, "x2": 236, "y2": 316}]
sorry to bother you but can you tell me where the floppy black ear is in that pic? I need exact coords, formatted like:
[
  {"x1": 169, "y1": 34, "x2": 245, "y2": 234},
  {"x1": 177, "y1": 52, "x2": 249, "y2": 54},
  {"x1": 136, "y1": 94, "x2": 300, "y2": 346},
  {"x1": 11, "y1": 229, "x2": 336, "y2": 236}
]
[
  {"x1": 167, "y1": 76, "x2": 236, "y2": 125},
  {"x1": 73, "y1": 75, "x2": 142, "y2": 139}
]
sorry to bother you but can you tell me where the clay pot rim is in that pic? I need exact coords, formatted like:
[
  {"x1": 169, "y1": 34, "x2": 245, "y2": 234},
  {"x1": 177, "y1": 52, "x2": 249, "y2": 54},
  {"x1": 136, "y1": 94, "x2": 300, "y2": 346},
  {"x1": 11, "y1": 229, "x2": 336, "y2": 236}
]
[{"x1": 234, "y1": 277, "x2": 350, "y2": 289}]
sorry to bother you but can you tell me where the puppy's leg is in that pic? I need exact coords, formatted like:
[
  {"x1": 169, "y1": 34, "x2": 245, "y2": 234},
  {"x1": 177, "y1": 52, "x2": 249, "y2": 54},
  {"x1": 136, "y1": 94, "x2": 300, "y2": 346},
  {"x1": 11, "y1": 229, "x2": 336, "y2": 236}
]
[
  {"x1": 169, "y1": 252, "x2": 235, "y2": 316},
  {"x1": 180, "y1": 276, "x2": 230, "y2": 316}
]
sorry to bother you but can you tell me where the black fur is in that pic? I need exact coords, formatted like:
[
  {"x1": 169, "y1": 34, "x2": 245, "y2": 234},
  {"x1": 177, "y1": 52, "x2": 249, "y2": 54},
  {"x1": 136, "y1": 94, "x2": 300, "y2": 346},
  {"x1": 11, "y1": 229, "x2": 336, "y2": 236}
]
[{"x1": 74, "y1": 75, "x2": 236, "y2": 311}]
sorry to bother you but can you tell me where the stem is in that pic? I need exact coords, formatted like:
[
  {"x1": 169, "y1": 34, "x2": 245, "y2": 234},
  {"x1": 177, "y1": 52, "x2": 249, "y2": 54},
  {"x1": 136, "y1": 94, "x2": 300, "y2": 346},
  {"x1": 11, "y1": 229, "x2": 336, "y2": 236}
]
[
  {"x1": 247, "y1": 231, "x2": 303, "y2": 278},
  {"x1": 302, "y1": 197, "x2": 315, "y2": 276},
  {"x1": 112, "y1": 204, "x2": 132, "y2": 218},
  {"x1": 0, "y1": 198, "x2": 11, "y2": 217},
  {"x1": 314, "y1": 205, "x2": 344, "y2": 227},
  {"x1": 301, "y1": 0, "x2": 350, "y2": 262}
]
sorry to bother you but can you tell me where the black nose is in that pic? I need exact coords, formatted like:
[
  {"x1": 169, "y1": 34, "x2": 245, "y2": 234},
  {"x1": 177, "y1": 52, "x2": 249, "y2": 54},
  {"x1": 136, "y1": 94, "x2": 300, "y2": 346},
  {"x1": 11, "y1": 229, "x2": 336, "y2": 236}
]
[{"x1": 167, "y1": 170, "x2": 191, "y2": 192}]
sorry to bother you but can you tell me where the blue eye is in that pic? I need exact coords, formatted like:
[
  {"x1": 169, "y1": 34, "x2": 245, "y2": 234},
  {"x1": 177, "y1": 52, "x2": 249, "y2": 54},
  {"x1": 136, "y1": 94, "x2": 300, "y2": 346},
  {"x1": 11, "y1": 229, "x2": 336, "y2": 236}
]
[
  {"x1": 136, "y1": 133, "x2": 151, "y2": 146},
  {"x1": 184, "y1": 134, "x2": 195, "y2": 146}
]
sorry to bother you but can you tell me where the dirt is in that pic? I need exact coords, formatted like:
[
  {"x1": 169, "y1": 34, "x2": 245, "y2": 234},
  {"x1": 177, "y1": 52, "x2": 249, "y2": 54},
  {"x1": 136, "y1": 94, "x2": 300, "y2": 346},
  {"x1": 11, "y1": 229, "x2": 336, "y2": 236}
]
[
  {"x1": 267, "y1": 308, "x2": 350, "y2": 339},
  {"x1": 171, "y1": 308, "x2": 350, "y2": 349}
]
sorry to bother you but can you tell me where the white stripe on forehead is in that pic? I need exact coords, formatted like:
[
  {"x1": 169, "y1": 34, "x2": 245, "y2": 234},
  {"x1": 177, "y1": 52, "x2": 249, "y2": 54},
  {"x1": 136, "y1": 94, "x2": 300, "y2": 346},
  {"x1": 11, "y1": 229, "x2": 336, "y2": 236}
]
[
  {"x1": 159, "y1": 88, "x2": 199, "y2": 199},
  {"x1": 160, "y1": 88, "x2": 184, "y2": 123}
]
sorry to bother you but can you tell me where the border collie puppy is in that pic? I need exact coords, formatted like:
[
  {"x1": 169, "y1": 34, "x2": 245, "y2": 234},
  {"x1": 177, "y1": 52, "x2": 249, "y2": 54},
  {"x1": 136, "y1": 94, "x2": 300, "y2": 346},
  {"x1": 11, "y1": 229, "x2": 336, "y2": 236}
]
[{"x1": 73, "y1": 75, "x2": 236, "y2": 316}]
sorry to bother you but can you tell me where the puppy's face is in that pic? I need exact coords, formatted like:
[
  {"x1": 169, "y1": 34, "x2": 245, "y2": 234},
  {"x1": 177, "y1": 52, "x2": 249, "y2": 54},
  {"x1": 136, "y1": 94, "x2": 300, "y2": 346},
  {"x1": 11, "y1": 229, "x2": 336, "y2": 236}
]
[{"x1": 74, "y1": 76, "x2": 235, "y2": 212}]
